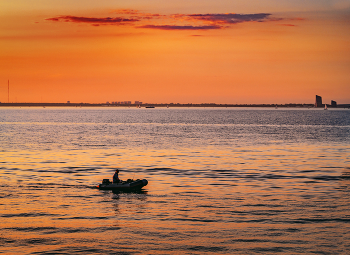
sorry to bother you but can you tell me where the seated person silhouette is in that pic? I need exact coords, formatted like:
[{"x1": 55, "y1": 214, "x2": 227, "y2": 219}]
[{"x1": 113, "y1": 169, "x2": 120, "y2": 183}]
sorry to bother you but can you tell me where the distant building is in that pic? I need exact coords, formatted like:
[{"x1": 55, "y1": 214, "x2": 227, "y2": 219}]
[
  {"x1": 315, "y1": 95, "x2": 322, "y2": 107},
  {"x1": 135, "y1": 101, "x2": 142, "y2": 105},
  {"x1": 331, "y1": 100, "x2": 337, "y2": 107},
  {"x1": 67, "y1": 101, "x2": 70, "y2": 104}
]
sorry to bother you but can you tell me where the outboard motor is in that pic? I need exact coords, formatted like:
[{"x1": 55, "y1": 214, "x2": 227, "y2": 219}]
[{"x1": 102, "y1": 179, "x2": 111, "y2": 185}]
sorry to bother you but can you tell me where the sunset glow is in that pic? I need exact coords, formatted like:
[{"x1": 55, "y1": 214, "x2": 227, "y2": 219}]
[{"x1": 1, "y1": 1, "x2": 350, "y2": 104}]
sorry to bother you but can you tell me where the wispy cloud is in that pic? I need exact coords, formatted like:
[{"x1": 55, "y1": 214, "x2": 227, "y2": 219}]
[
  {"x1": 46, "y1": 10, "x2": 301, "y2": 30},
  {"x1": 139, "y1": 25, "x2": 221, "y2": 30},
  {"x1": 112, "y1": 9, "x2": 165, "y2": 19},
  {"x1": 45, "y1": 15, "x2": 139, "y2": 25},
  {"x1": 281, "y1": 24, "x2": 296, "y2": 27},
  {"x1": 174, "y1": 13, "x2": 272, "y2": 25}
]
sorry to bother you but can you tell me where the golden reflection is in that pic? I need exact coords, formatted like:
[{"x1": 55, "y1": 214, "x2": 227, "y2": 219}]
[{"x1": 1, "y1": 127, "x2": 349, "y2": 253}]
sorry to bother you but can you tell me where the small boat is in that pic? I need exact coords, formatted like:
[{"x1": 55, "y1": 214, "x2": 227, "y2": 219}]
[
  {"x1": 324, "y1": 104, "x2": 328, "y2": 110},
  {"x1": 98, "y1": 179, "x2": 148, "y2": 191},
  {"x1": 145, "y1": 106, "x2": 155, "y2": 108}
]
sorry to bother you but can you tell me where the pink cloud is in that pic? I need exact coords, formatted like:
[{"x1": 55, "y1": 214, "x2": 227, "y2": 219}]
[
  {"x1": 45, "y1": 11, "x2": 303, "y2": 31},
  {"x1": 46, "y1": 15, "x2": 139, "y2": 25},
  {"x1": 139, "y1": 25, "x2": 221, "y2": 30}
]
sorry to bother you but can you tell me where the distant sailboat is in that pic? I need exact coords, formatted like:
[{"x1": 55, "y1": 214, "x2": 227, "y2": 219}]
[{"x1": 324, "y1": 104, "x2": 328, "y2": 110}]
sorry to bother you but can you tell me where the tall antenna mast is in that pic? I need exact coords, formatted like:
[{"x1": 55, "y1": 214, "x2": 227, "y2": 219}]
[{"x1": 8, "y1": 80, "x2": 9, "y2": 103}]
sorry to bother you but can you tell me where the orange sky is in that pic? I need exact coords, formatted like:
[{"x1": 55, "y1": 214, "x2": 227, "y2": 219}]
[{"x1": 1, "y1": 1, "x2": 350, "y2": 104}]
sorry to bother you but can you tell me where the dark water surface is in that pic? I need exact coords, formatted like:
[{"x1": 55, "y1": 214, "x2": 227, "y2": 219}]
[{"x1": 1, "y1": 107, "x2": 349, "y2": 254}]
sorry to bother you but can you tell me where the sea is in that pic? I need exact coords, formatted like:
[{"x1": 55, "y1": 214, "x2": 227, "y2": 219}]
[{"x1": 0, "y1": 107, "x2": 349, "y2": 254}]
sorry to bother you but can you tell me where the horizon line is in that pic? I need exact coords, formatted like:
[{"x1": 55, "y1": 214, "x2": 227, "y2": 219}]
[{"x1": 1, "y1": 102, "x2": 350, "y2": 108}]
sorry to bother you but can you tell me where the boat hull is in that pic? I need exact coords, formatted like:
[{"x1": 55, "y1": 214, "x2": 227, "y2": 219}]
[{"x1": 98, "y1": 179, "x2": 148, "y2": 191}]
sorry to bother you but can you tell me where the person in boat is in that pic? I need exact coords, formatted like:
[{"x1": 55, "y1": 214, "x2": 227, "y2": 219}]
[{"x1": 113, "y1": 169, "x2": 120, "y2": 183}]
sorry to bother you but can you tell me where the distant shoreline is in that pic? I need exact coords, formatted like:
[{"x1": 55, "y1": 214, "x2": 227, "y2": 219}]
[{"x1": 1, "y1": 102, "x2": 350, "y2": 108}]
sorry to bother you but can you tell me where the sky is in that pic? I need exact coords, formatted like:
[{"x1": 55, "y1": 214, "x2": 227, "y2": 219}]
[{"x1": 1, "y1": 0, "x2": 350, "y2": 104}]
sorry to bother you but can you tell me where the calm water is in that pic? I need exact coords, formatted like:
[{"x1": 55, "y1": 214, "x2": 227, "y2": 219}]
[{"x1": 1, "y1": 107, "x2": 349, "y2": 254}]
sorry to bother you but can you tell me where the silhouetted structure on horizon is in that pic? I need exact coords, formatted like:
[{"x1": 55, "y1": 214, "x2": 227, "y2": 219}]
[
  {"x1": 331, "y1": 100, "x2": 337, "y2": 107},
  {"x1": 315, "y1": 95, "x2": 322, "y2": 107}
]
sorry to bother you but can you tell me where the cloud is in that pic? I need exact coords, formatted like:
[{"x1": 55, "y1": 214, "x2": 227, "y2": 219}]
[
  {"x1": 112, "y1": 9, "x2": 165, "y2": 20},
  {"x1": 45, "y1": 11, "x2": 301, "y2": 31},
  {"x1": 139, "y1": 25, "x2": 221, "y2": 30},
  {"x1": 45, "y1": 15, "x2": 139, "y2": 25},
  {"x1": 113, "y1": 9, "x2": 140, "y2": 15},
  {"x1": 181, "y1": 13, "x2": 272, "y2": 25}
]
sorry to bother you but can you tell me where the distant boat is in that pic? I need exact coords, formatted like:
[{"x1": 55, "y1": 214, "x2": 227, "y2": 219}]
[
  {"x1": 146, "y1": 106, "x2": 155, "y2": 108},
  {"x1": 324, "y1": 104, "x2": 328, "y2": 110},
  {"x1": 98, "y1": 179, "x2": 148, "y2": 191}
]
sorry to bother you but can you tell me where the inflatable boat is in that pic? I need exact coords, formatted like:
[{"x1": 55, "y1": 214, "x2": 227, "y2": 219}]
[{"x1": 98, "y1": 179, "x2": 148, "y2": 191}]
